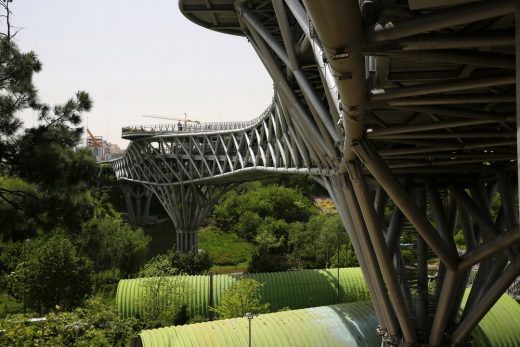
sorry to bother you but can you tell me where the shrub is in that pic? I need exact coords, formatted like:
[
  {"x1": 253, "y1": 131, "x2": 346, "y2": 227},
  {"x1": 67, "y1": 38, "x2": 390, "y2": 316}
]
[
  {"x1": 136, "y1": 276, "x2": 190, "y2": 328},
  {"x1": 7, "y1": 235, "x2": 94, "y2": 314},
  {"x1": 212, "y1": 279, "x2": 269, "y2": 319},
  {"x1": 248, "y1": 253, "x2": 290, "y2": 273},
  {"x1": 138, "y1": 249, "x2": 212, "y2": 277},
  {"x1": 0, "y1": 297, "x2": 140, "y2": 346}
]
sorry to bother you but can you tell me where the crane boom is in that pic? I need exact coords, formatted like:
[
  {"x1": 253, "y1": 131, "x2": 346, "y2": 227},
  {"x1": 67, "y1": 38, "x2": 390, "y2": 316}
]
[
  {"x1": 87, "y1": 128, "x2": 100, "y2": 147},
  {"x1": 142, "y1": 114, "x2": 200, "y2": 124}
]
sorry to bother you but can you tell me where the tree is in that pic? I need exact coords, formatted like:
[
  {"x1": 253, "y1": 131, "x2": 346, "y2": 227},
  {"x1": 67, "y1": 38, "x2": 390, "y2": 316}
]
[
  {"x1": 254, "y1": 217, "x2": 287, "y2": 254},
  {"x1": 0, "y1": 12, "x2": 96, "y2": 240},
  {"x1": 287, "y1": 221, "x2": 307, "y2": 267},
  {"x1": 316, "y1": 214, "x2": 348, "y2": 267},
  {"x1": 212, "y1": 279, "x2": 269, "y2": 319},
  {"x1": 305, "y1": 215, "x2": 327, "y2": 267},
  {"x1": 7, "y1": 234, "x2": 94, "y2": 314},
  {"x1": 79, "y1": 217, "x2": 150, "y2": 282},
  {"x1": 213, "y1": 184, "x2": 316, "y2": 240},
  {"x1": 330, "y1": 241, "x2": 359, "y2": 268}
]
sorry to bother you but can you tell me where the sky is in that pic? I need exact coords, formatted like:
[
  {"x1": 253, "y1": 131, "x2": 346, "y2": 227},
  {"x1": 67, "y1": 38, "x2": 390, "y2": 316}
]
[{"x1": 12, "y1": 1, "x2": 273, "y2": 148}]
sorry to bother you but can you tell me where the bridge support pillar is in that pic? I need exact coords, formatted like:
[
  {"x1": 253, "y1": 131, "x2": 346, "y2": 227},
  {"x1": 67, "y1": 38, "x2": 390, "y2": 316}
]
[
  {"x1": 321, "y1": 153, "x2": 520, "y2": 346},
  {"x1": 120, "y1": 182, "x2": 152, "y2": 226},
  {"x1": 147, "y1": 184, "x2": 226, "y2": 253},
  {"x1": 176, "y1": 230, "x2": 198, "y2": 254}
]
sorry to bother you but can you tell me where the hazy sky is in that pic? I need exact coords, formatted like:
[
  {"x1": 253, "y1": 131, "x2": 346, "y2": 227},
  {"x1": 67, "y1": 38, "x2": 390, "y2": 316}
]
[{"x1": 12, "y1": 1, "x2": 273, "y2": 148}]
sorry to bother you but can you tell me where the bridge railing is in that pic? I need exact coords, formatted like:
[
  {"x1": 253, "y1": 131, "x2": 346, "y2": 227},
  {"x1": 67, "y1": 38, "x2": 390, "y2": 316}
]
[{"x1": 121, "y1": 106, "x2": 271, "y2": 136}]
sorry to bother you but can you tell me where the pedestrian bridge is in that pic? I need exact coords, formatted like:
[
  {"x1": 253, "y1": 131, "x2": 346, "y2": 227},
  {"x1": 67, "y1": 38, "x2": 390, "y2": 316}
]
[{"x1": 111, "y1": 1, "x2": 520, "y2": 345}]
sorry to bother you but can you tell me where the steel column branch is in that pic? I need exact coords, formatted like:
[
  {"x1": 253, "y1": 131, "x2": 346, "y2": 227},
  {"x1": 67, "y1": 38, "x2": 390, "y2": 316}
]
[
  {"x1": 353, "y1": 140, "x2": 459, "y2": 270},
  {"x1": 241, "y1": 6, "x2": 339, "y2": 145},
  {"x1": 303, "y1": 0, "x2": 366, "y2": 160},
  {"x1": 452, "y1": 259, "x2": 520, "y2": 345},
  {"x1": 323, "y1": 175, "x2": 398, "y2": 337},
  {"x1": 348, "y1": 161, "x2": 416, "y2": 343}
]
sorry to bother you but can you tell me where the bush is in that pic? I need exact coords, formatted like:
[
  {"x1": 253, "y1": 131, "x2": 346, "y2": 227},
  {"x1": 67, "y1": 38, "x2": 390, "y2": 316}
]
[
  {"x1": 0, "y1": 297, "x2": 140, "y2": 346},
  {"x1": 212, "y1": 279, "x2": 269, "y2": 319},
  {"x1": 213, "y1": 184, "x2": 317, "y2": 241},
  {"x1": 79, "y1": 217, "x2": 150, "y2": 281},
  {"x1": 248, "y1": 253, "x2": 290, "y2": 273},
  {"x1": 136, "y1": 276, "x2": 190, "y2": 328},
  {"x1": 330, "y1": 243, "x2": 359, "y2": 268},
  {"x1": 7, "y1": 235, "x2": 94, "y2": 314},
  {"x1": 138, "y1": 249, "x2": 212, "y2": 277}
]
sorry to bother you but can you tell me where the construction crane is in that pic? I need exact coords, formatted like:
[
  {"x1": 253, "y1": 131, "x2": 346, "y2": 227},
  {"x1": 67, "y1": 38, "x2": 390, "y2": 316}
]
[
  {"x1": 142, "y1": 113, "x2": 200, "y2": 126},
  {"x1": 86, "y1": 128, "x2": 101, "y2": 148}
]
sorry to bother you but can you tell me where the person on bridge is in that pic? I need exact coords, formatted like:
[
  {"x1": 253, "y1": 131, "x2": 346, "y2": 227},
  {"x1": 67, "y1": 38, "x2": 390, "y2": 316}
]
[{"x1": 177, "y1": 121, "x2": 183, "y2": 131}]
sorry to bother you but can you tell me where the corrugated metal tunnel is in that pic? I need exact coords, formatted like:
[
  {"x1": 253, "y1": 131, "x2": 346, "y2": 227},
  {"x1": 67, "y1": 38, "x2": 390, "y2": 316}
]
[
  {"x1": 117, "y1": 268, "x2": 368, "y2": 319},
  {"x1": 132, "y1": 294, "x2": 520, "y2": 347}
]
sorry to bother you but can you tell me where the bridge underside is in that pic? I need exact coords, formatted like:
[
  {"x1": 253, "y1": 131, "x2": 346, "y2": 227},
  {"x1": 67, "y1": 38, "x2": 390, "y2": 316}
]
[{"x1": 111, "y1": 0, "x2": 520, "y2": 346}]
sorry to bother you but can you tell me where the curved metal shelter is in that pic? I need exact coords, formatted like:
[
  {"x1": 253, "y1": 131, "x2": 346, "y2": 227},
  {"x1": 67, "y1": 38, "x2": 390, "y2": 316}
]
[
  {"x1": 111, "y1": 0, "x2": 520, "y2": 345},
  {"x1": 133, "y1": 294, "x2": 520, "y2": 347},
  {"x1": 117, "y1": 267, "x2": 368, "y2": 319}
]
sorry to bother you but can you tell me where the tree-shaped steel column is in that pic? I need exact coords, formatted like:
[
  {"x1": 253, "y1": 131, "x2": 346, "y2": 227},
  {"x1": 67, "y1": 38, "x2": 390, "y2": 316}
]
[
  {"x1": 147, "y1": 184, "x2": 225, "y2": 253},
  {"x1": 119, "y1": 181, "x2": 152, "y2": 226},
  {"x1": 109, "y1": 0, "x2": 520, "y2": 345}
]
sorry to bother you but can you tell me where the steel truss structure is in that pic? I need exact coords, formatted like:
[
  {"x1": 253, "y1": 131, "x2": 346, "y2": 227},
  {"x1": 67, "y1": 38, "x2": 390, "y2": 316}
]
[
  {"x1": 110, "y1": 0, "x2": 520, "y2": 345},
  {"x1": 119, "y1": 181, "x2": 152, "y2": 226}
]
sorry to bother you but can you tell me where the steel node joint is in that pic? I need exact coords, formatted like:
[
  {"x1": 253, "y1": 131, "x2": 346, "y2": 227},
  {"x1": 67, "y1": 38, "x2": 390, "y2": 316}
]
[{"x1": 345, "y1": 160, "x2": 362, "y2": 181}]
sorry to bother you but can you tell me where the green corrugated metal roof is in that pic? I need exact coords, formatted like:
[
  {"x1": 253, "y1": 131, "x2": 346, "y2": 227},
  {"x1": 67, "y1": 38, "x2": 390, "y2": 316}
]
[
  {"x1": 136, "y1": 294, "x2": 520, "y2": 347},
  {"x1": 117, "y1": 268, "x2": 368, "y2": 319},
  {"x1": 469, "y1": 294, "x2": 520, "y2": 347},
  {"x1": 137, "y1": 301, "x2": 380, "y2": 347}
]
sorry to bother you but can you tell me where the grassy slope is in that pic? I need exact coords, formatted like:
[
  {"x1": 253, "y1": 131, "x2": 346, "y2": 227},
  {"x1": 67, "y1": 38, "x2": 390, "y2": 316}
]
[{"x1": 198, "y1": 226, "x2": 254, "y2": 273}]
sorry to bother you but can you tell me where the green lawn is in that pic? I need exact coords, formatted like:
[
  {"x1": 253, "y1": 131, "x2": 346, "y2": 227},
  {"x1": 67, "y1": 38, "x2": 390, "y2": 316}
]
[{"x1": 198, "y1": 227, "x2": 254, "y2": 273}]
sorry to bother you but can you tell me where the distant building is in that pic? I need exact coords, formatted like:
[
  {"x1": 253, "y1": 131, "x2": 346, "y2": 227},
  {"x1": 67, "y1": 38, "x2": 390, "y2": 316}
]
[
  {"x1": 86, "y1": 129, "x2": 123, "y2": 161},
  {"x1": 109, "y1": 143, "x2": 124, "y2": 159}
]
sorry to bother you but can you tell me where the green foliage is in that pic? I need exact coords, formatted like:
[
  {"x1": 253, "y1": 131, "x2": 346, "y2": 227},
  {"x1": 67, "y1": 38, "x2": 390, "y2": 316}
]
[
  {"x1": 255, "y1": 217, "x2": 287, "y2": 253},
  {"x1": 0, "y1": 239, "x2": 23, "y2": 287},
  {"x1": 287, "y1": 221, "x2": 307, "y2": 267},
  {"x1": 136, "y1": 276, "x2": 190, "y2": 328},
  {"x1": 0, "y1": 38, "x2": 40, "y2": 147},
  {"x1": 6, "y1": 234, "x2": 94, "y2": 314},
  {"x1": 139, "y1": 252, "x2": 180, "y2": 277},
  {"x1": 317, "y1": 214, "x2": 349, "y2": 267},
  {"x1": 330, "y1": 243, "x2": 359, "y2": 268},
  {"x1": 0, "y1": 35, "x2": 95, "y2": 240},
  {"x1": 248, "y1": 253, "x2": 290, "y2": 273},
  {"x1": 287, "y1": 214, "x2": 352, "y2": 269},
  {"x1": 139, "y1": 249, "x2": 212, "y2": 277},
  {"x1": 198, "y1": 226, "x2": 253, "y2": 266},
  {"x1": 273, "y1": 175, "x2": 326, "y2": 196},
  {"x1": 0, "y1": 176, "x2": 40, "y2": 240},
  {"x1": 0, "y1": 297, "x2": 140, "y2": 346},
  {"x1": 175, "y1": 251, "x2": 212, "y2": 275},
  {"x1": 78, "y1": 217, "x2": 150, "y2": 281},
  {"x1": 213, "y1": 184, "x2": 316, "y2": 241},
  {"x1": 212, "y1": 279, "x2": 269, "y2": 319}
]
